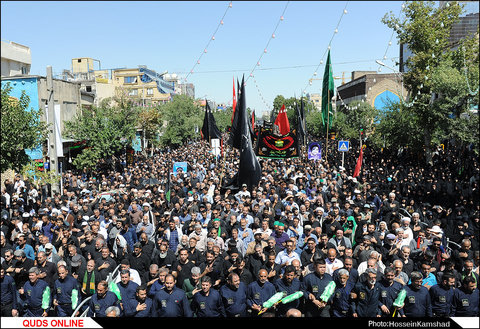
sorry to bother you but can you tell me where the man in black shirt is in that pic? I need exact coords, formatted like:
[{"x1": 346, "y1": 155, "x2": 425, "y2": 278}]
[
  {"x1": 128, "y1": 243, "x2": 150, "y2": 280},
  {"x1": 35, "y1": 251, "x2": 57, "y2": 288},
  {"x1": 172, "y1": 248, "x2": 194, "y2": 288},
  {"x1": 95, "y1": 246, "x2": 117, "y2": 281},
  {"x1": 10, "y1": 249, "x2": 34, "y2": 288}
]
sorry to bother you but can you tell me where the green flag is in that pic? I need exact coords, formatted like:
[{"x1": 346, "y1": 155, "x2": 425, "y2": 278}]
[
  {"x1": 42, "y1": 286, "x2": 51, "y2": 310},
  {"x1": 321, "y1": 50, "x2": 335, "y2": 131},
  {"x1": 166, "y1": 172, "x2": 171, "y2": 206},
  {"x1": 109, "y1": 281, "x2": 122, "y2": 300}
]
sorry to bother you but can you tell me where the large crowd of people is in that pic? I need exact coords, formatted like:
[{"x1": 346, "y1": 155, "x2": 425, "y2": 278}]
[{"x1": 1, "y1": 135, "x2": 479, "y2": 318}]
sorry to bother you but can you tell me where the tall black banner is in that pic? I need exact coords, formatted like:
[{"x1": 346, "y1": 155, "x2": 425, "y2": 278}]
[{"x1": 256, "y1": 127, "x2": 299, "y2": 159}]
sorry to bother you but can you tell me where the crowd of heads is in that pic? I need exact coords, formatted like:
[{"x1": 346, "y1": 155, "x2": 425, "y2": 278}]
[{"x1": 1, "y1": 135, "x2": 479, "y2": 317}]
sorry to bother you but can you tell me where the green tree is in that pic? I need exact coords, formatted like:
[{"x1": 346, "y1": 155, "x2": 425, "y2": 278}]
[
  {"x1": 1, "y1": 82, "x2": 48, "y2": 172},
  {"x1": 376, "y1": 102, "x2": 424, "y2": 152},
  {"x1": 332, "y1": 101, "x2": 379, "y2": 142},
  {"x1": 382, "y1": 1, "x2": 478, "y2": 162},
  {"x1": 136, "y1": 105, "x2": 163, "y2": 154},
  {"x1": 213, "y1": 107, "x2": 234, "y2": 133},
  {"x1": 271, "y1": 95, "x2": 315, "y2": 128},
  {"x1": 158, "y1": 94, "x2": 203, "y2": 146},
  {"x1": 21, "y1": 160, "x2": 61, "y2": 189},
  {"x1": 305, "y1": 109, "x2": 324, "y2": 138},
  {"x1": 63, "y1": 94, "x2": 139, "y2": 169}
]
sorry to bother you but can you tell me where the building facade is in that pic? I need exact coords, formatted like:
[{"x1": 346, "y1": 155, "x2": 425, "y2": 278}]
[
  {"x1": 112, "y1": 66, "x2": 176, "y2": 106},
  {"x1": 307, "y1": 93, "x2": 322, "y2": 110},
  {"x1": 1, "y1": 40, "x2": 31, "y2": 77},
  {"x1": 336, "y1": 71, "x2": 406, "y2": 112}
]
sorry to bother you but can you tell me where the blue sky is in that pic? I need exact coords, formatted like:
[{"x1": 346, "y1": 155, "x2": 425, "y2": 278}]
[{"x1": 3, "y1": 1, "x2": 471, "y2": 115}]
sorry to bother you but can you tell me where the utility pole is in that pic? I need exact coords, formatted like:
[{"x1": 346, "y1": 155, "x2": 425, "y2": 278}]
[{"x1": 47, "y1": 66, "x2": 60, "y2": 195}]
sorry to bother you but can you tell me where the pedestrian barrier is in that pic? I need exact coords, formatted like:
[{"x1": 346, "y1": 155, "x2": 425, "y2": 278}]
[
  {"x1": 71, "y1": 264, "x2": 122, "y2": 317},
  {"x1": 445, "y1": 237, "x2": 462, "y2": 254},
  {"x1": 71, "y1": 296, "x2": 91, "y2": 318}
]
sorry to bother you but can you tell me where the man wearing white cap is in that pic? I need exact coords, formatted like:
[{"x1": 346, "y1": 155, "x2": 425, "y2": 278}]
[
  {"x1": 235, "y1": 184, "x2": 251, "y2": 201},
  {"x1": 430, "y1": 225, "x2": 443, "y2": 238},
  {"x1": 143, "y1": 202, "x2": 156, "y2": 230},
  {"x1": 314, "y1": 207, "x2": 326, "y2": 227},
  {"x1": 37, "y1": 235, "x2": 58, "y2": 255},
  {"x1": 61, "y1": 206, "x2": 74, "y2": 229},
  {"x1": 400, "y1": 217, "x2": 414, "y2": 247}
]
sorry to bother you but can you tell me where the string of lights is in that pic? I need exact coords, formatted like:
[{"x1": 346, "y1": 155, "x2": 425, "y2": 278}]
[
  {"x1": 183, "y1": 1, "x2": 233, "y2": 83},
  {"x1": 245, "y1": 1, "x2": 290, "y2": 84},
  {"x1": 377, "y1": 1, "x2": 406, "y2": 74},
  {"x1": 336, "y1": 89, "x2": 369, "y2": 111},
  {"x1": 222, "y1": 1, "x2": 289, "y2": 109},
  {"x1": 301, "y1": 1, "x2": 349, "y2": 96},
  {"x1": 252, "y1": 75, "x2": 274, "y2": 111},
  {"x1": 246, "y1": 2, "x2": 290, "y2": 112},
  {"x1": 373, "y1": 1, "x2": 419, "y2": 109}
]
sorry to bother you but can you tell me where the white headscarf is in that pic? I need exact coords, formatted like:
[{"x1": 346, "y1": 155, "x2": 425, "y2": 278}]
[{"x1": 113, "y1": 234, "x2": 127, "y2": 255}]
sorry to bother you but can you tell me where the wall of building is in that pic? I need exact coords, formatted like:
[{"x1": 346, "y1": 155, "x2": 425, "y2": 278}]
[
  {"x1": 1, "y1": 41, "x2": 31, "y2": 77},
  {"x1": 366, "y1": 74, "x2": 405, "y2": 108},
  {"x1": 72, "y1": 57, "x2": 96, "y2": 73},
  {"x1": 308, "y1": 93, "x2": 322, "y2": 110},
  {"x1": 337, "y1": 72, "x2": 405, "y2": 112},
  {"x1": 94, "y1": 81, "x2": 116, "y2": 106},
  {"x1": 113, "y1": 68, "x2": 171, "y2": 104},
  {"x1": 37, "y1": 77, "x2": 82, "y2": 135}
]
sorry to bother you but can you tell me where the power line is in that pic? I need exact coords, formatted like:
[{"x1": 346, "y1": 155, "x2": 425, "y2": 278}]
[{"x1": 175, "y1": 57, "x2": 399, "y2": 75}]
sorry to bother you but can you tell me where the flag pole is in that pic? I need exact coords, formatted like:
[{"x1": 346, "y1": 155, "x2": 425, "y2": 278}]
[
  {"x1": 325, "y1": 88, "x2": 330, "y2": 162},
  {"x1": 220, "y1": 135, "x2": 227, "y2": 187}
]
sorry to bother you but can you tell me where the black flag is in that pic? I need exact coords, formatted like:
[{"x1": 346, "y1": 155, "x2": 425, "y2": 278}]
[
  {"x1": 229, "y1": 78, "x2": 242, "y2": 149},
  {"x1": 201, "y1": 100, "x2": 221, "y2": 141},
  {"x1": 230, "y1": 77, "x2": 253, "y2": 149},
  {"x1": 297, "y1": 97, "x2": 307, "y2": 147},
  {"x1": 236, "y1": 76, "x2": 261, "y2": 190},
  {"x1": 207, "y1": 102, "x2": 222, "y2": 140},
  {"x1": 201, "y1": 103, "x2": 209, "y2": 141}
]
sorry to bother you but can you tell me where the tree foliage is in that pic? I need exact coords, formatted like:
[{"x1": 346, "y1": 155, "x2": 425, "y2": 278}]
[
  {"x1": 63, "y1": 94, "x2": 139, "y2": 169},
  {"x1": 382, "y1": 1, "x2": 479, "y2": 160},
  {"x1": 137, "y1": 105, "x2": 163, "y2": 151},
  {"x1": 212, "y1": 107, "x2": 234, "y2": 133},
  {"x1": 21, "y1": 160, "x2": 61, "y2": 187},
  {"x1": 272, "y1": 95, "x2": 316, "y2": 129},
  {"x1": 1, "y1": 82, "x2": 48, "y2": 173},
  {"x1": 332, "y1": 101, "x2": 380, "y2": 142},
  {"x1": 158, "y1": 94, "x2": 203, "y2": 146},
  {"x1": 376, "y1": 102, "x2": 424, "y2": 152}
]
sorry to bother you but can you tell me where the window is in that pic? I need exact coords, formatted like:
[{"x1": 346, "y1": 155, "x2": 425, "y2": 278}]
[
  {"x1": 124, "y1": 76, "x2": 137, "y2": 84},
  {"x1": 78, "y1": 59, "x2": 82, "y2": 63},
  {"x1": 147, "y1": 88, "x2": 154, "y2": 95},
  {"x1": 86, "y1": 86, "x2": 92, "y2": 92},
  {"x1": 128, "y1": 89, "x2": 138, "y2": 96}
]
